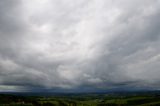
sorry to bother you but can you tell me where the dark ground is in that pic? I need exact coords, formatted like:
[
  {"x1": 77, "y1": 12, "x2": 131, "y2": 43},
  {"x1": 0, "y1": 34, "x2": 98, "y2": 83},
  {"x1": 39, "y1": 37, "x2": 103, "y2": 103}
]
[{"x1": 0, "y1": 91, "x2": 160, "y2": 106}]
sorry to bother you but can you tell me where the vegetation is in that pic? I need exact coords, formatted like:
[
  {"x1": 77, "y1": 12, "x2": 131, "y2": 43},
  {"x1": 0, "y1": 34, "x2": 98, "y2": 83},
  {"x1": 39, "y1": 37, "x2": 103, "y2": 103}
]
[{"x1": 0, "y1": 92, "x2": 160, "y2": 106}]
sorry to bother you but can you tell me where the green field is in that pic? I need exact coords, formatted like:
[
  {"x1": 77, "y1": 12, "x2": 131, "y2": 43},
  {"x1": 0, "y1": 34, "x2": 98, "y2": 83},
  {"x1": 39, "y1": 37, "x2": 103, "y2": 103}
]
[{"x1": 0, "y1": 92, "x2": 160, "y2": 106}]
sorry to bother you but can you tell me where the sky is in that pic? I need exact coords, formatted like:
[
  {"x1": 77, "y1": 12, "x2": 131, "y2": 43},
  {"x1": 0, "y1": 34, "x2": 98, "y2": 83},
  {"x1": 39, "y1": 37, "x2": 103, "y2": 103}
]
[{"x1": 0, "y1": 0, "x2": 160, "y2": 92}]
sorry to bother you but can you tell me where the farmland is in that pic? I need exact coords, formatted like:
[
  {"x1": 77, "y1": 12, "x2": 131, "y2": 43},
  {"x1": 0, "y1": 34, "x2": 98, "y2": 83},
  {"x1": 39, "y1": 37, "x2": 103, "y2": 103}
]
[{"x1": 1, "y1": 91, "x2": 160, "y2": 106}]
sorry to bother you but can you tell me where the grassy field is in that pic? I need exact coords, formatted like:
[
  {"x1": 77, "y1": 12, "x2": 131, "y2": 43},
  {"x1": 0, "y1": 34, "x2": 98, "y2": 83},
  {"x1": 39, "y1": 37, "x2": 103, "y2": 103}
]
[{"x1": 0, "y1": 92, "x2": 160, "y2": 106}]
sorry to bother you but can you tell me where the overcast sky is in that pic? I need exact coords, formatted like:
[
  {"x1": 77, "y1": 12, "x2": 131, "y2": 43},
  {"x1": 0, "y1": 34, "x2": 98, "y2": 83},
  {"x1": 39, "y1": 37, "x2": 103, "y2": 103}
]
[{"x1": 0, "y1": 0, "x2": 160, "y2": 92}]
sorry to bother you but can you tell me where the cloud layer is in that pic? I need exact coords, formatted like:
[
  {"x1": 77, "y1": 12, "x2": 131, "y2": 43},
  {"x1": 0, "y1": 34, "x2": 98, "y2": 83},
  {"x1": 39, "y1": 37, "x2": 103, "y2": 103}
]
[{"x1": 0, "y1": 0, "x2": 160, "y2": 91}]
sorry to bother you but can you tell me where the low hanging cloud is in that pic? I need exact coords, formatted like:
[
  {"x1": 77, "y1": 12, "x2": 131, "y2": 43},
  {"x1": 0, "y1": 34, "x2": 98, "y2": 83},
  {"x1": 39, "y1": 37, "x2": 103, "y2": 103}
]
[{"x1": 0, "y1": 0, "x2": 160, "y2": 91}]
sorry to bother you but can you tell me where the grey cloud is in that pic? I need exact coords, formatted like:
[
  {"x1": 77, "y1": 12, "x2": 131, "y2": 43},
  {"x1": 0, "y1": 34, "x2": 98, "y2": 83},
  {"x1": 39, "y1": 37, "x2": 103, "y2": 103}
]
[{"x1": 0, "y1": 0, "x2": 160, "y2": 91}]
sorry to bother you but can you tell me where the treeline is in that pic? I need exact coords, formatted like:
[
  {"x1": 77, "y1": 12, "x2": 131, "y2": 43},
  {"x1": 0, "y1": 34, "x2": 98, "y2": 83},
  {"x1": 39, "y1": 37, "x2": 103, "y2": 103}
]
[{"x1": 1, "y1": 94, "x2": 160, "y2": 106}]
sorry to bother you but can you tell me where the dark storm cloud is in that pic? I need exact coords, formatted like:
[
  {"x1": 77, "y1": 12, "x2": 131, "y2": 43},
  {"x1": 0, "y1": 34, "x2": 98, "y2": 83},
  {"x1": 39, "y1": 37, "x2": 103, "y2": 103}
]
[{"x1": 0, "y1": 0, "x2": 160, "y2": 91}]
